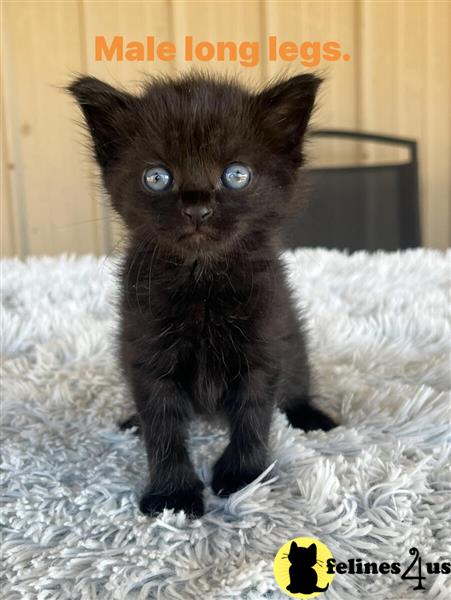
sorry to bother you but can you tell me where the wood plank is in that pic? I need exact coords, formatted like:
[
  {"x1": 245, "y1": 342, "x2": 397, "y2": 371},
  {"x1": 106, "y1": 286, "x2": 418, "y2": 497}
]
[
  {"x1": 359, "y1": 0, "x2": 401, "y2": 162},
  {"x1": 1, "y1": 4, "x2": 28, "y2": 258},
  {"x1": 423, "y1": 0, "x2": 451, "y2": 248},
  {"x1": 1, "y1": 62, "x2": 18, "y2": 257},
  {"x1": 1, "y1": 112, "x2": 16, "y2": 257},
  {"x1": 3, "y1": 0, "x2": 100, "y2": 256},
  {"x1": 397, "y1": 0, "x2": 428, "y2": 245}
]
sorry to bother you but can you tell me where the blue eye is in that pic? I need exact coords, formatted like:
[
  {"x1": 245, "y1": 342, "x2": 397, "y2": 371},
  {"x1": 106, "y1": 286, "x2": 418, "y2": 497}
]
[
  {"x1": 221, "y1": 163, "x2": 251, "y2": 190},
  {"x1": 143, "y1": 166, "x2": 173, "y2": 191}
]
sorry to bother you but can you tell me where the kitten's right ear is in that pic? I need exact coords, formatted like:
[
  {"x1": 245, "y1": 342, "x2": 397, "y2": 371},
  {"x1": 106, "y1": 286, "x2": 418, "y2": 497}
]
[{"x1": 68, "y1": 76, "x2": 137, "y2": 169}]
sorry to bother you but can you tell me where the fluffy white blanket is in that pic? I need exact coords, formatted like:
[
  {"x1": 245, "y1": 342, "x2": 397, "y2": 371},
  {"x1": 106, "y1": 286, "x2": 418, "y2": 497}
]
[{"x1": 1, "y1": 249, "x2": 450, "y2": 599}]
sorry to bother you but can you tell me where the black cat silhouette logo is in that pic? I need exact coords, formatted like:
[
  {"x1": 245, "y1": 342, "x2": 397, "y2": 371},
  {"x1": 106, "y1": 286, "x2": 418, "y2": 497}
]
[
  {"x1": 286, "y1": 542, "x2": 329, "y2": 595},
  {"x1": 274, "y1": 537, "x2": 335, "y2": 598}
]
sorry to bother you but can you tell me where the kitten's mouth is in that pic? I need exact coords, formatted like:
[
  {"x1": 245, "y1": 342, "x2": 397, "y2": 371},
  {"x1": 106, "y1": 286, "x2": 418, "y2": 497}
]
[{"x1": 178, "y1": 230, "x2": 216, "y2": 244}]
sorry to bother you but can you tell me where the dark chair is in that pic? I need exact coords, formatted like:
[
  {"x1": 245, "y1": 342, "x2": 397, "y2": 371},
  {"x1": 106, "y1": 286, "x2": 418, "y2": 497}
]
[{"x1": 282, "y1": 130, "x2": 421, "y2": 252}]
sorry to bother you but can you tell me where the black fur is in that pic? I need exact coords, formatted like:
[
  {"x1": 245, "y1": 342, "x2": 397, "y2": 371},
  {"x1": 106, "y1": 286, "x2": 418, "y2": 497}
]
[{"x1": 69, "y1": 72, "x2": 336, "y2": 518}]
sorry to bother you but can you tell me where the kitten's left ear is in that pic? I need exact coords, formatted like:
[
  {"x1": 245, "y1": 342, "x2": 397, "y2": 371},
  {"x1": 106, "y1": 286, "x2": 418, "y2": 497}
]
[{"x1": 255, "y1": 73, "x2": 322, "y2": 154}]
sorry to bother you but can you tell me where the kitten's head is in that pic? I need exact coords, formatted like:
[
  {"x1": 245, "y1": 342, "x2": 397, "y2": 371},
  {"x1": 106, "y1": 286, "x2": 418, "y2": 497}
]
[{"x1": 69, "y1": 72, "x2": 321, "y2": 258}]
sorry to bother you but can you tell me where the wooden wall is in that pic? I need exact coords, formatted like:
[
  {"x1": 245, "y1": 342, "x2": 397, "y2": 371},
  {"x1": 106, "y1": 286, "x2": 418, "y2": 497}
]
[{"x1": 1, "y1": 0, "x2": 450, "y2": 257}]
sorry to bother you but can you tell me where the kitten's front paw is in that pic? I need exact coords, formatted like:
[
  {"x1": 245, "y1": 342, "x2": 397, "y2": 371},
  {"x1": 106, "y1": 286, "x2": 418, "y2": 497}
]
[
  {"x1": 212, "y1": 453, "x2": 265, "y2": 497},
  {"x1": 139, "y1": 483, "x2": 204, "y2": 518}
]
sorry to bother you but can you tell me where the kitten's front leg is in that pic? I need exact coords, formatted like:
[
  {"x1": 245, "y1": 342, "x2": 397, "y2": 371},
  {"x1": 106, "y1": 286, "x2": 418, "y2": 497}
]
[
  {"x1": 212, "y1": 371, "x2": 274, "y2": 497},
  {"x1": 129, "y1": 370, "x2": 204, "y2": 517}
]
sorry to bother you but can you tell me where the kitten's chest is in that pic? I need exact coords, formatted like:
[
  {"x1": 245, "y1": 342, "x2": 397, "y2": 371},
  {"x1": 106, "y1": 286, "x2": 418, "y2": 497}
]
[
  {"x1": 175, "y1": 285, "x2": 251, "y2": 357},
  {"x1": 161, "y1": 280, "x2": 254, "y2": 407}
]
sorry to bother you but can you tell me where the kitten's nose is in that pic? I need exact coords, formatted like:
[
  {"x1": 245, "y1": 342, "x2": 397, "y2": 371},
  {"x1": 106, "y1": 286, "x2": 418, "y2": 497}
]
[{"x1": 181, "y1": 206, "x2": 213, "y2": 226}]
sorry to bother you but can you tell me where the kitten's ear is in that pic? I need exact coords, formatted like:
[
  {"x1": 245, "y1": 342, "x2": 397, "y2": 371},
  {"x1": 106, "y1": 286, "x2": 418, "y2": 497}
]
[
  {"x1": 290, "y1": 542, "x2": 298, "y2": 551},
  {"x1": 255, "y1": 73, "x2": 322, "y2": 154},
  {"x1": 68, "y1": 76, "x2": 137, "y2": 169}
]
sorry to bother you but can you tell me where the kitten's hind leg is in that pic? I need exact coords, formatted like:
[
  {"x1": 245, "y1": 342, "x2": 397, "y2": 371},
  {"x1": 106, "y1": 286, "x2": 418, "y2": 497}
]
[
  {"x1": 119, "y1": 413, "x2": 142, "y2": 435},
  {"x1": 283, "y1": 397, "x2": 337, "y2": 432}
]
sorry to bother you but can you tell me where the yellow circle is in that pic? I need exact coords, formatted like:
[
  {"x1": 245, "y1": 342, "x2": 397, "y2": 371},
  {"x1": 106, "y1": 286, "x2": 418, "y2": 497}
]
[{"x1": 273, "y1": 537, "x2": 335, "y2": 598}]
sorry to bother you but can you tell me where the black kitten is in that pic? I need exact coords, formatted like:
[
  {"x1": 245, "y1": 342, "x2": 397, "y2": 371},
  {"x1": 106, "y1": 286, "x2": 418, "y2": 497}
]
[
  {"x1": 69, "y1": 72, "x2": 336, "y2": 518},
  {"x1": 286, "y1": 542, "x2": 329, "y2": 594}
]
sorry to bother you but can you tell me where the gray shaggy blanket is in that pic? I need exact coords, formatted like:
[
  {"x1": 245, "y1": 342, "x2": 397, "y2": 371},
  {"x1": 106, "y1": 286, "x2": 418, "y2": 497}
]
[{"x1": 1, "y1": 249, "x2": 450, "y2": 599}]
